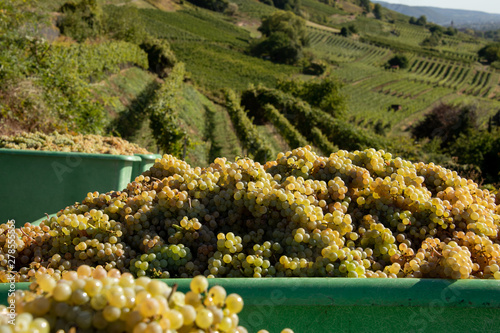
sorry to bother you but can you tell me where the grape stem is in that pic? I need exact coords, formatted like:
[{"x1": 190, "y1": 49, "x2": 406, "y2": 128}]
[
  {"x1": 167, "y1": 283, "x2": 178, "y2": 302},
  {"x1": 20, "y1": 228, "x2": 34, "y2": 242},
  {"x1": 172, "y1": 224, "x2": 183, "y2": 231},
  {"x1": 430, "y1": 246, "x2": 442, "y2": 257}
]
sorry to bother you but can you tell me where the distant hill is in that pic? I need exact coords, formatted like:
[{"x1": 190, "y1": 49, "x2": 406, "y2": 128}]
[{"x1": 373, "y1": 1, "x2": 500, "y2": 30}]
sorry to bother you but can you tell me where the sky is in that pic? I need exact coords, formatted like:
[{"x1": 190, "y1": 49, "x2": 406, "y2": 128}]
[{"x1": 377, "y1": 0, "x2": 500, "y2": 15}]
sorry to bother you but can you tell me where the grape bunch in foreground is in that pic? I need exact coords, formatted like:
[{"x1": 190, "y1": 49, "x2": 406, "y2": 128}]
[
  {"x1": 0, "y1": 267, "x2": 292, "y2": 333},
  {"x1": 1, "y1": 146, "x2": 499, "y2": 280}
]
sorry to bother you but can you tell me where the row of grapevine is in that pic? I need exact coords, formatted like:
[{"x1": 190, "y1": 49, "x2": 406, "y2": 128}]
[
  {"x1": 373, "y1": 79, "x2": 433, "y2": 100},
  {"x1": 462, "y1": 70, "x2": 498, "y2": 97},
  {"x1": 308, "y1": 29, "x2": 389, "y2": 65},
  {"x1": 362, "y1": 35, "x2": 476, "y2": 63},
  {"x1": 488, "y1": 87, "x2": 500, "y2": 101},
  {"x1": 356, "y1": 48, "x2": 391, "y2": 66},
  {"x1": 382, "y1": 25, "x2": 480, "y2": 61},
  {"x1": 241, "y1": 87, "x2": 337, "y2": 153},
  {"x1": 334, "y1": 63, "x2": 384, "y2": 84},
  {"x1": 406, "y1": 57, "x2": 500, "y2": 97},
  {"x1": 51, "y1": 41, "x2": 149, "y2": 82},
  {"x1": 148, "y1": 63, "x2": 189, "y2": 156},
  {"x1": 308, "y1": 30, "x2": 328, "y2": 44},
  {"x1": 310, "y1": 127, "x2": 337, "y2": 155},
  {"x1": 138, "y1": 8, "x2": 249, "y2": 48},
  {"x1": 441, "y1": 50, "x2": 478, "y2": 62},
  {"x1": 241, "y1": 86, "x2": 381, "y2": 151},
  {"x1": 441, "y1": 35, "x2": 483, "y2": 57},
  {"x1": 224, "y1": 90, "x2": 273, "y2": 163},
  {"x1": 341, "y1": 65, "x2": 455, "y2": 133},
  {"x1": 385, "y1": 25, "x2": 431, "y2": 47},
  {"x1": 262, "y1": 104, "x2": 309, "y2": 149}
]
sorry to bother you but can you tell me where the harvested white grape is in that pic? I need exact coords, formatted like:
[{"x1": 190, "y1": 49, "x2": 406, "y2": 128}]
[
  {"x1": 0, "y1": 131, "x2": 151, "y2": 155},
  {"x1": 1, "y1": 146, "x2": 499, "y2": 281}
]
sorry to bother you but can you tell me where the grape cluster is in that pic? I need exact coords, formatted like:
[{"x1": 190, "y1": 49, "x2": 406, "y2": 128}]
[
  {"x1": 1, "y1": 146, "x2": 499, "y2": 281},
  {"x1": 0, "y1": 131, "x2": 151, "y2": 155},
  {"x1": 0, "y1": 267, "x2": 293, "y2": 333}
]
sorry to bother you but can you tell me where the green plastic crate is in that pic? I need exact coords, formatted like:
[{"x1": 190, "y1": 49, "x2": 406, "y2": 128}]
[
  {"x1": 30, "y1": 214, "x2": 57, "y2": 226},
  {"x1": 1, "y1": 278, "x2": 498, "y2": 332},
  {"x1": 0, "y1": 149, "x2": 140, "y2": 226},
  {"x1": 131, "y1": 153, "x2": 162, "y2": 179}
]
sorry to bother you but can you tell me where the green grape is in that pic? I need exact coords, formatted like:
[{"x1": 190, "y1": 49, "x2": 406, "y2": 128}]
[
  {"x1": 102, "y1": 306, "x2": 121, "y2": 322},
  {"x1": 209, "y1": 285, "x2": 227, "y2": 306},
  {"x1": 225, "y1": 294, "x2": 244, "y2": 314},
  {"x1": 195, "y1": 308, "x2": 214, "y2": 329},
  {"x1": 37, "y1": 275, "x2": 56, "y2": 293},
  {"x1": 30, "y1": 318, "x2": 50, "y2": 333},
  {"x1": 52, "y1": 283, "x2": 72, "y2": 302},
  {"x1": 139, "y1": 298, "x2": 159, "y2": 318},
  {"x1": 190, "y1": 275, "x2": 208, "y2": 294},
  {"x1": 180, "y1": 304, "x2": 196, "y2": 325},
  {"x1": 164, "y1": 310, "x2": 183, "y2": 330}
]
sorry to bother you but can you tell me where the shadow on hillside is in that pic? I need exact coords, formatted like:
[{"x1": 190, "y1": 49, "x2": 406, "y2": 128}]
[{"x1": 108, "y1": 80, "x2": 161, "y2": 140}]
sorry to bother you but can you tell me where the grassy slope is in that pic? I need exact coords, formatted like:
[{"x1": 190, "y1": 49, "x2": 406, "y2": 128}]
[
  {"x1": 138, "y1": 7, "x2": 300, "y2": 94},
  {"x1": 93, "y1": 67, "x2": 159, "y2": 152},
  {"x1": 257, "y1": 124, "x2": 289, "y2": 160},
  {"x1": 177, "y1": 85, "x2": 243, "y2": 166},
  {"x1": 171, "y1": 42, "x2": 299, "y2": 93}
]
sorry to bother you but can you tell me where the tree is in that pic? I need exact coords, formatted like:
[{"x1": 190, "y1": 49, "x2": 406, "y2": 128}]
[
  {"x1": 373, "y1": 4, "x2": 382, "y2": 19},
  {"x1": 409, "y1": 16, "x2": 427, "y2": 26},
  {"x1": 277, "y1": 77, "x2": 347, "y2": 118},
  {"x1": 411, "y1": 103, "x2": 477, "y2": 147},
  {"x1": 225, "y1": 2, "x2": 239, "y2": 16},
  {"x1": 428, "y1": 24, "x2": 444, "y2": 34},
  {"x1": 302, "y1": 60, "x2": 327, "y2": 75},
  {"x1": 416, "y1": 15, "x2": 427, "y2": 26},
  {"x1": 252, "y1": 11, "x2": 308, "y2": 64},
  {"x1": 103, "y1": 5, "x2": 146, "y2": 44},
  {"x1": 258, "y1": 11, "x2": 308, "y2": 46},
  {"x1": 444, "y1": 27, "x2": 457, "y2": 36},
  {"x1": 272, "y1": 0, "x2": 301, "y2": 11},
  {"x1": 252, "y1": 32, "x2": 302, "y2": 64},
  {"x1": 421, "y1": 30, "x2": 442, "y2": 47},
  {"x1": 340, "y1": 27, "x2": 350, "y2": 37},
  {"x1": 57, "y1": 0, "x2": 103, "y2": 42},
  {"x1": 359, "y1": 0, "x2": 370, "y2": 13},
  {"x1": 478, "y1": 43, "x2": 500, "y2": 64},
  {"x1": 187, "y1": 0, "x2": 229, "y2": 12},
  {"x1": 448, "y1": 130, "x2": 500, "y2": 183},
  {"x1": 340, "y1": 25, "x2": 357, "y2": 37},
  {"x1": 140, "y1": 38, "x2": 177, "y2": 78},
  {"x1": 348, "y1": 24, "x2": 358, "y2": 34},
  {"x1": 386, "y1": 54, "x2": 409, "y2": 69}
]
